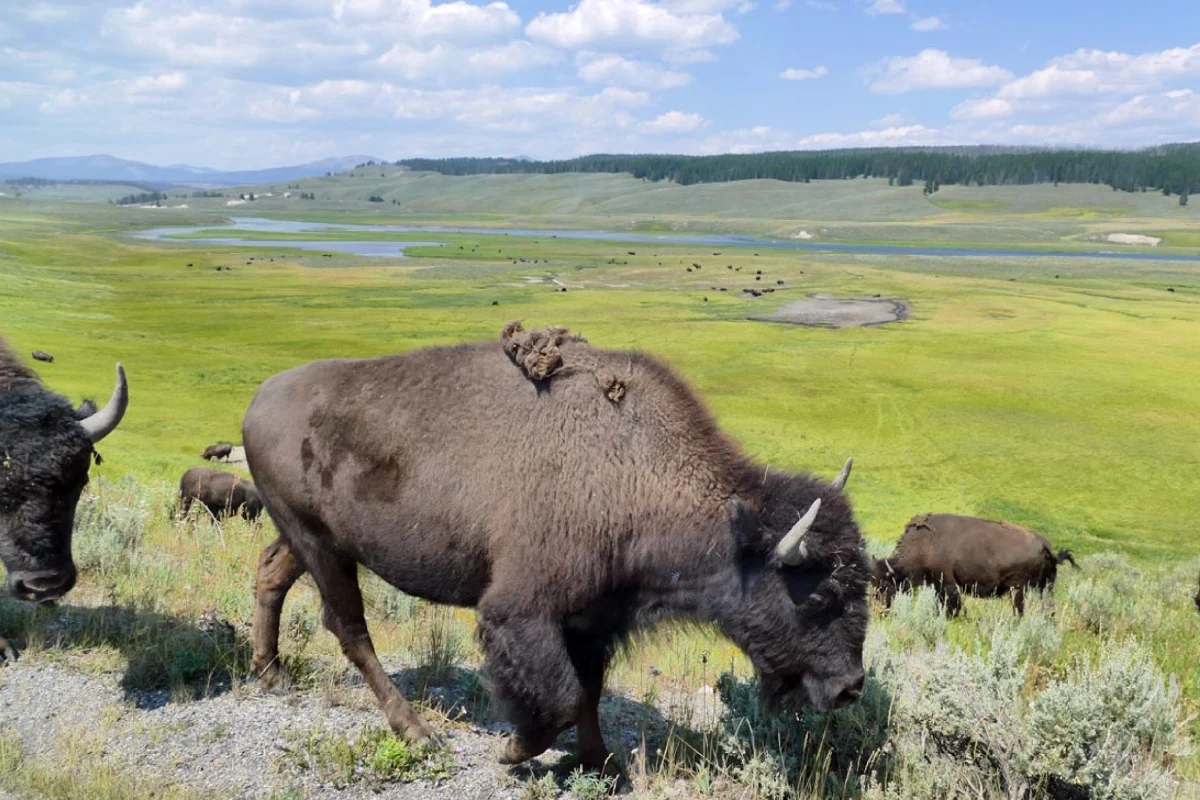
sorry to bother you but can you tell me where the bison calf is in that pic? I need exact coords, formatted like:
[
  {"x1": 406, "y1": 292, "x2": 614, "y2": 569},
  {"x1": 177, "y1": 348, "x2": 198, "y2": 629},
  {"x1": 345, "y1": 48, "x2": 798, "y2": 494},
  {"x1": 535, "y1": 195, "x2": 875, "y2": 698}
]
[
  {"x1": 30, "y1": 350, "x2": 54, "y2": 363},
  {"x1": 873, "y1": 513, "x2": 1078, "y2": 616},
  {"x1": 202, "y1": 443, "x2": 234, "y2": 462},
  {"x1": 178, "y1": 467, "x2": 262, "y2": 522}
]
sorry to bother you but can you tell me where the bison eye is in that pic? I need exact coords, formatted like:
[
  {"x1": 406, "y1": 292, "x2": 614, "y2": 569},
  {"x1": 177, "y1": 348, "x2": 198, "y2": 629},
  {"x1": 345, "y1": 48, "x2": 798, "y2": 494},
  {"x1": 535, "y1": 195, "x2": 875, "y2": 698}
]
[{"x1": 781, "y1": 564, "x2": 825, "y2": 606}]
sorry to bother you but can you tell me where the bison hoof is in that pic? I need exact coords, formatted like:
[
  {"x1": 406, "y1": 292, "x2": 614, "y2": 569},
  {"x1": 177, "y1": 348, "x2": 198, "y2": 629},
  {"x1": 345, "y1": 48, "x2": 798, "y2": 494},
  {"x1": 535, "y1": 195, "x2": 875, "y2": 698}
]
[
  {"x1": 400, "y1": 718, "x2": 437, "y2": 744},
  {"x1": 499, "y1": 732, "x2": 555, "y2": 765},
  {"x1": 0, "y1": 637, "x2": 17, "y2": 664},
  {"x1": 253, "y1": 663, "x2": 285, "y2": 692}
]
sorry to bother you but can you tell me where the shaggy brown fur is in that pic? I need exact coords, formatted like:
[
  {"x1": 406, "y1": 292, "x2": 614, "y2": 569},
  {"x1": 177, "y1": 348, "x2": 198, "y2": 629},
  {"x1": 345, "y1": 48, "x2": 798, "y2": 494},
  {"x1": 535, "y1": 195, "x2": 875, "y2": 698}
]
[
  {"x1": 202, "y1": 443, "x2": 234, "y2": 462},
  {"x1": 500, "y1": 320, "x2": 588, "y2": 381},
  {"x1": 1, "y1": 336, "x2": 123, "y2": 661},
  {"x1": 500, "y1": 322, "x2": 629, "y2": 402},
  {"x1": 873, "y1": 513, "x2": 1078, "y2": 616},
  {"x1": 244, "y1": 337, "x2": 869, "y2": 771},
  {"x1": 178, "y1": 467, "x2": 263, "y2": 521},
  {"x1": 0, "y1": 339, "x2": 39, "y2": 391}
]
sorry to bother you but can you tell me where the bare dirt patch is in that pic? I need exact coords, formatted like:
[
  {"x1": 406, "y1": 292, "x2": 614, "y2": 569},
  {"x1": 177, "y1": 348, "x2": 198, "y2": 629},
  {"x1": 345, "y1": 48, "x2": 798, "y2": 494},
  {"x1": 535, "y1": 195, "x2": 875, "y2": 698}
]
[{"x1": 749, "y1": 295, "x2": 910, "y2": 328}]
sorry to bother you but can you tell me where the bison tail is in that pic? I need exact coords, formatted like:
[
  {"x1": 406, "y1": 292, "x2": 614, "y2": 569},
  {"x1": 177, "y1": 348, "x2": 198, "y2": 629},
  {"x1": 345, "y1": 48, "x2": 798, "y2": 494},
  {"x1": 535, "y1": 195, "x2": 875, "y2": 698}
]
[{"x1": 1056, "y1": 549, "x2": 1080, "y2": 570}]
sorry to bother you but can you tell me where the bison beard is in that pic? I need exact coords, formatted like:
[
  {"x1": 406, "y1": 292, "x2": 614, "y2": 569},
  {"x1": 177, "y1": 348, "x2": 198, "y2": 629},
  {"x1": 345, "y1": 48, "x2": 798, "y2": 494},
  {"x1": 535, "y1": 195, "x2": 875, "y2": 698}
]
[{"x1": 243, "y1": 335, "x2": 869, "y2": 771}]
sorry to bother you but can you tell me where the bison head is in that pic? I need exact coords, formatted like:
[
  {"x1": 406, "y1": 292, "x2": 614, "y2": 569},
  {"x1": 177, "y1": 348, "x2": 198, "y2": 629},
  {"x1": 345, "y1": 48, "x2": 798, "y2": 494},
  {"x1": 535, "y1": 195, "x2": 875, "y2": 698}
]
[
  {"x1": 722, "y1": 471, "x2": 869, "y2": 713},
  {"x1": 0, "y1": 365, "x2": 127, "y2": 602},
  {"x1": 868, "y1": 556, "x2": 904, "y2": 608}
]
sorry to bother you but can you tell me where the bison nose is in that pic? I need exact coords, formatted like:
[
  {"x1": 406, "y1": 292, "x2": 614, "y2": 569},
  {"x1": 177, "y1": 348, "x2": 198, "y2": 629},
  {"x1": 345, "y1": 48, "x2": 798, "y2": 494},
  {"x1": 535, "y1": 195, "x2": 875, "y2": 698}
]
[
  {"x1": 8, "y1": 565, "x2": 77, "y2": 603},
  {"x1": 830, "y1": 670, "x2": 865, "y2": 708}
]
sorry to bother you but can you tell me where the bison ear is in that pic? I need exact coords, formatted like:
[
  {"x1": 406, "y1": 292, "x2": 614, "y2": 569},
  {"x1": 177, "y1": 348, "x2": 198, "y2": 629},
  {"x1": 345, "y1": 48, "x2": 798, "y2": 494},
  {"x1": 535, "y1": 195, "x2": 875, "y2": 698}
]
[{"x1": 727, "y1": 499, "x2": 762, "y2": 551}]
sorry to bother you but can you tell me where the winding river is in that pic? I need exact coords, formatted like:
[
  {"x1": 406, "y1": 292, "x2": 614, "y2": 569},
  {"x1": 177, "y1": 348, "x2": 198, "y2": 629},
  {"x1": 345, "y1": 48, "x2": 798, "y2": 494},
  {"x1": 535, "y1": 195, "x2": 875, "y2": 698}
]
[{"x1": 130, "y1": 217, "x2": 1200, "y2": 262}]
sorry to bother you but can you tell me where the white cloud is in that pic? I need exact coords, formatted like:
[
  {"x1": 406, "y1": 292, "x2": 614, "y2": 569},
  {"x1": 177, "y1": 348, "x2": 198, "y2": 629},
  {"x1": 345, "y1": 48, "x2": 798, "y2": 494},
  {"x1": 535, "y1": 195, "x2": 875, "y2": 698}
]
[
  {"x1": 998, "y1": 43, "x2": 1200, "y2": 99},
  {"x1": 698, "y1": 124, "x2": 793, "y2": 153},
  {"x1": 950, "y1": 97, "x2": 1013, "y2": 120},
  {"x1": 525, "y1": 0, "x2": 739, "y2": 54},
  {"x1": 780, "y1": 65, "x2": 827, "y2": 80},
  {"x1": 910, "y1": 15, "x2": 944, "y2": 31},
  {"x1": 865, "y1": 0, "x2": 904, "y2": 15},
  {"x1": 774, "y1": 0, "x2": 792, "y2": 8},
  {"x1": 38, "y1": 88, "x2": 83, "y2": 114},
  {"x1": 333, "y1": 0, "x2": 521, "y2": 41},
  {"x1": 864, "y1": 49, "x2": 1013, "y2": 93},
  {"x1": 24, "y1": 4, "x2": 70, "y2": 23},
  {"x1": 577, "y1": 54, "x2": 692, "y2": 89},
  {"x1": 246, "y1": 96, "x2": 321, "y2": 122},
  {"x1": 378, "y1": 41, "x2": 559, "y2": 81},
  {"x1": 1099, "y1": 89, "x2": 1200, "y2": 126},
  {"x1": 794, "y1": 123, "x2": 942, "y2": 148},
  {"x1": 127, "y1": 72, "x2": 190, "y2": 94},
  {"x1": 871, "y1": 112, "x2": 904, "y2": 126},
  {"x1": 641, "y1": 109, "x2": 705, "y2": 132}
]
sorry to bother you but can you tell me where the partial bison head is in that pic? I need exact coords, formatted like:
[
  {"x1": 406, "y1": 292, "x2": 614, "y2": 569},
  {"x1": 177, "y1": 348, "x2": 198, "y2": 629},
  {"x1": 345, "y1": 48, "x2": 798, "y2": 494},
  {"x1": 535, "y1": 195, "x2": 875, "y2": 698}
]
[
  {"x1": 723, "y1": 470, "x2": 869, "y2": 713},
  {"x1": 0, "y1": 365, "x2": 128, "y2": 602}
]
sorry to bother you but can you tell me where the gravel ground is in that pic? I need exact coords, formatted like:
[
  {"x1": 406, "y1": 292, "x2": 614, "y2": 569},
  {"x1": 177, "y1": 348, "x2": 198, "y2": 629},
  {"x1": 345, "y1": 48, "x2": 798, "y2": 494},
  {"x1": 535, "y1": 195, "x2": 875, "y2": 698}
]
[{"x1": 0, "y1": 657, "x2": 725, "y2": 800}]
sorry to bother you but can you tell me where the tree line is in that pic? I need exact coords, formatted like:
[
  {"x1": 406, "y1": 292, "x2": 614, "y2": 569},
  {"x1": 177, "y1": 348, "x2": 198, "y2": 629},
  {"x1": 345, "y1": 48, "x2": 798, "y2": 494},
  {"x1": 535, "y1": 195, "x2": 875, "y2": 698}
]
[
  {"x1": 394, "y1": 144, "x2": 1200, "y2": 197},
  {"x1": 112, "y1": 191, "x2": 168, "y2": 205}
]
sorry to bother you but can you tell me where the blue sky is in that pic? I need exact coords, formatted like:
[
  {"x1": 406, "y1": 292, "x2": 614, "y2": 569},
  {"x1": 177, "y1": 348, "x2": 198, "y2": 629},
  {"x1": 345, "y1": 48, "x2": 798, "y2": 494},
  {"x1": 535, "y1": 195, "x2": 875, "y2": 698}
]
[{"x1": 1, "y1": 0, "x2": 1198, "y2": 169}]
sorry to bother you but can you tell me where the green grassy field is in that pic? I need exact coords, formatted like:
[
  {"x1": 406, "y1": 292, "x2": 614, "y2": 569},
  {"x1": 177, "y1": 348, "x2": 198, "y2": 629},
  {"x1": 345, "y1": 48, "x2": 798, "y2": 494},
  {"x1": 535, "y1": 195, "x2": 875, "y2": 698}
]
[
  {"x1": 14, "y1": 169, "x2": 1200, "y2": 247},
  {"x1": 2, "y1": 194, "x2": 1199, "y2": 796}
]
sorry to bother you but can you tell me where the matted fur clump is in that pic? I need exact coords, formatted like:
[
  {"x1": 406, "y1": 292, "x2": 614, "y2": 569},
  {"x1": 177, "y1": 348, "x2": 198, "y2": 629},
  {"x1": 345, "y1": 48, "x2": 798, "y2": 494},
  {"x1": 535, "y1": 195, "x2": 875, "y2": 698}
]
[
  {"x1": 500, "y1": 320, "x2": 586, "y2": 381},
  {"x1": 499, "y1": 321, "x2": 628, "y2": 402}
]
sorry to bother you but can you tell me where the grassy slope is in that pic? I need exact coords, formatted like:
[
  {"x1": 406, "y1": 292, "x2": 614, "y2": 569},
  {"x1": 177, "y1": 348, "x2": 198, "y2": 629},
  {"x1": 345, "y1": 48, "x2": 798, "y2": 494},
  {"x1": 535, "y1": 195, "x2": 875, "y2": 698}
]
[
  {"x1": 21, "y1": 169, "x2": 1200, "y2": 246},
  {"x1": 2, "y1": 198, "x2": 1198, "y2": 560},
  {"x1": 2, "y1": 196, "x2": 1199, "y2": 786}
]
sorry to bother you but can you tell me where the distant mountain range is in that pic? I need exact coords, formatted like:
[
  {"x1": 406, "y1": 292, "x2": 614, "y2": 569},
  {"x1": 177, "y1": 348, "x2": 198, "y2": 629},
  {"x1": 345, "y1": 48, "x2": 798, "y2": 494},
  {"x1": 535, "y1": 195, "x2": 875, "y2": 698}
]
[{"x1": 0, "y1": 154, "x2": 382, "y2": 187}]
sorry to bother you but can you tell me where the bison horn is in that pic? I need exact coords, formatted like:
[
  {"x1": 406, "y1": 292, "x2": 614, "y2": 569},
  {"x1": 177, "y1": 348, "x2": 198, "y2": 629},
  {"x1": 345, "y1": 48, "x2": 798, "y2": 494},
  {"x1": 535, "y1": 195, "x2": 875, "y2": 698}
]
[
  {"x1": 830, "y1": 457, "x2": 853, "y2": 491},
  {"x1": 80, "y1": 364, "x2": 128, "y2": 443},
  {"x1": 775, "y1": 498, "x2": 821, "y2": 566}
]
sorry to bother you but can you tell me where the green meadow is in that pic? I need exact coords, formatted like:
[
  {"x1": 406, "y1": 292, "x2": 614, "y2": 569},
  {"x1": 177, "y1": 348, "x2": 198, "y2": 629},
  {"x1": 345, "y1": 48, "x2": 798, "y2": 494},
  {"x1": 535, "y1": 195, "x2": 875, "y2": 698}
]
[{"x1": 2, "y1": 187, "x2": 1199, "y2": 795}]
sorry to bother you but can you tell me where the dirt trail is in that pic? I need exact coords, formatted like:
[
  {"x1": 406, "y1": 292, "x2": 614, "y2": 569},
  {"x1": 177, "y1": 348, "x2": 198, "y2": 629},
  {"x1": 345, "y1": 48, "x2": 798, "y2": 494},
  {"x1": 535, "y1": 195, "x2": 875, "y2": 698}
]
[{"x1": 0, "y1": 658, "x2": 722, "y2": 800}]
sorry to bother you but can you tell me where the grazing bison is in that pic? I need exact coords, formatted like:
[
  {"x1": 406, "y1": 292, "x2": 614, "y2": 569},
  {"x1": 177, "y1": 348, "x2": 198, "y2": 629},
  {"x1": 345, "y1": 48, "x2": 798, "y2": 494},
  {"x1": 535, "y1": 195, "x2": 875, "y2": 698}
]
[
  {"x1": 0, "y1": 337, "x2": 128, "y2": 661},
  {"x1": 30, "y1": 350, "x2": 54, "y2": 363},
  {"x1": 177, "y1": 467, "x2": 262, "y2": 522},
  {"x1": 872, "y1": 513, "x2": 1078, "y2": 616},
  {"x1": 202, "y1": 443, "x2": 234, "y2": 462},
  {"x1": 244, "y1": 336, "x2": 869, "y2": 772},
  {"x1": 1195, "y1": 566, "x2": 1199, "y2": 613}
]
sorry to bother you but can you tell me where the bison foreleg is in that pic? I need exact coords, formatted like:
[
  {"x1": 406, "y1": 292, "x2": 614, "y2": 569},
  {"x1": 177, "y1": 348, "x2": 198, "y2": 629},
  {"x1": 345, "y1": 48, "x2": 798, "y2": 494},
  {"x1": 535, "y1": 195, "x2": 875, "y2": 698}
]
[
  {"x1": 937, "y1": 581, "x2": 964, "y2": 617},
  {"x1": 251, "y1": 537, "x2": 306, "y2": 689},
  {"x1": 565, "y1": 632, "x2": 622, "y2": 780},
  {"x1": 0, "y1": 636, "x2": 16, "y2": 663},
  {"x1": 316, "y1": 558, "x2": 434, "y2": 743},
  {"x1": 1011, "y1": 586, "x2": 1026, "y2": 617},
  {"x1": 478, "y1": 611, "x2": 583, "y2": 765}
]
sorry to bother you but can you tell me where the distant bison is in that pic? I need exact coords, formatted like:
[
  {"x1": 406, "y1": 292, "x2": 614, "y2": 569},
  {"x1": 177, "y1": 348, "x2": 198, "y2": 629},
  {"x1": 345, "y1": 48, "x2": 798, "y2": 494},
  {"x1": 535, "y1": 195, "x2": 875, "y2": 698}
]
[
  {"x1": 178, "y1": 467, "x2": 262, "y2": 522},
  {"x1": 1195, "y1": 566, "x2": 1199, "y2": 613},
  {"x1": 243, "y1": 333, "x2": 869, "y2": 771},
  {"x1": 31, "y1": 350, "x2": 54, "y2": 363},
  {"x1": 202, "y1": 443, "x2": 234, "y2": 462},
  {"x1": 873, "y1": 513, "x2": 1078, "y2": 616}
]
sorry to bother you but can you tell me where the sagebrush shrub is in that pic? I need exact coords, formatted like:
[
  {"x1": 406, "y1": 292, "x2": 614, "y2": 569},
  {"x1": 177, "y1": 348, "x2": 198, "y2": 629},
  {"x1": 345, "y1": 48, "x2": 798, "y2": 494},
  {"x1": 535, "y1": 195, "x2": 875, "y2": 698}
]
[{"x1": 73, "y1": 481, "x2": 150, "y2": 578}]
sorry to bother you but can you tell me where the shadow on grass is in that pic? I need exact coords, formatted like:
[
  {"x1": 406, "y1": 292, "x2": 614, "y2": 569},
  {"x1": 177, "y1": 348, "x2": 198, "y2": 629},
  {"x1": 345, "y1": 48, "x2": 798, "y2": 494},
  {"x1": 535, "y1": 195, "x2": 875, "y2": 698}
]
[{"x1": 0, "y1": 596, "x2": 251, "y2": 708}]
